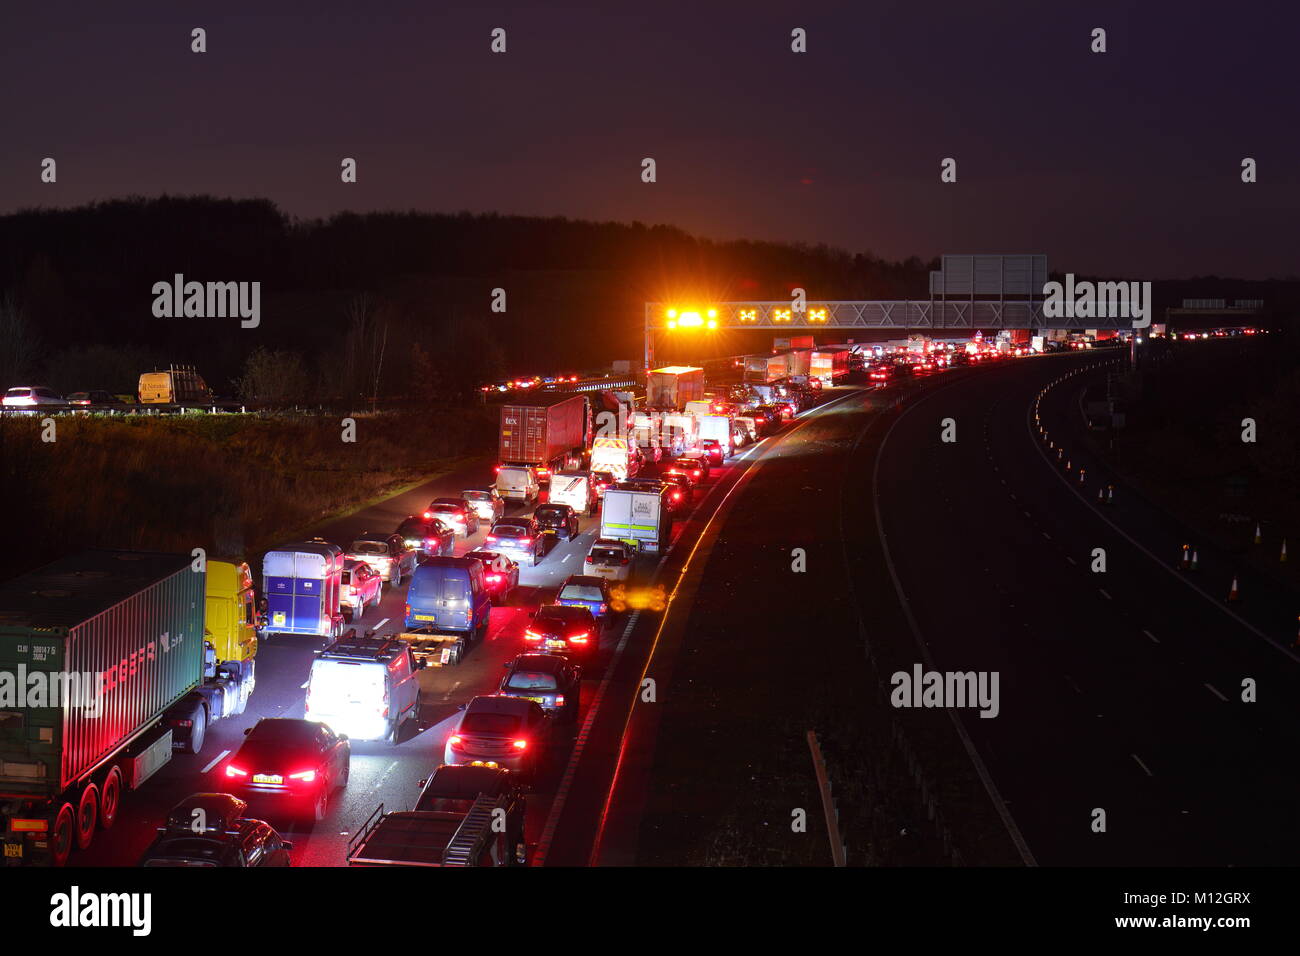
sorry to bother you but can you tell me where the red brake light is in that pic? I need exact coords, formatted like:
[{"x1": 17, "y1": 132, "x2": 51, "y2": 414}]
[
  {"x1": 449, "y1": 735, "x2": 464, "y2": 748},
  {"x1": 673, "y1": 492, "x2": 682, "y2": 500},
  {"x1": 289, "y1": 769, "x2": 316, "y2": 782},
  {"x1": 486, "y1": 535, "x2": 497, "y2": 543},
  {"x1": 512, "y1": 739, "x2": 528, "y2": 750},
  {"x1": 520, "y1": 537, "x2": 532, "y2": 545},
  {"x1": 225, "y1": 764, "x2": 248, "y2": 778},
  {"x1": 423, "y1": 511, "x2": 433, "y2": 519},
  {"x1": 525, "y1": 629, "x2": 542, "y2": 640},
  {"x1": 554, "y1": 695, "x2": 566, "y2": 706},
  {"x1": 585, "y1": 555, "x2": 594, "y2": 562},
  {"x1": 620, "y1": 557, "x2": 629, "y2": 565}
]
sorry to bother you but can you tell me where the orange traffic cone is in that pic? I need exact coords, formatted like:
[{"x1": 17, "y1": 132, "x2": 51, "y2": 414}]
[{"x1": 1227, "y1": 576, "x2": 1240, "y2": 602}]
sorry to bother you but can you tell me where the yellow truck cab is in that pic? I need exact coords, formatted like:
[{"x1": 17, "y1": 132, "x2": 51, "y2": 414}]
[
  {"x1": 206, "y1": 560, "x2": 258, "y2": 665},
  {"x1": 179, "y1": 559, "x2": 259, "y2": 740}
]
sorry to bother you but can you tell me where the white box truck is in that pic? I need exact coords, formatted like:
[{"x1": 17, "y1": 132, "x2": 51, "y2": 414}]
[{"x1": 600, "y1": 488, "x2": 670, "y2": 555}]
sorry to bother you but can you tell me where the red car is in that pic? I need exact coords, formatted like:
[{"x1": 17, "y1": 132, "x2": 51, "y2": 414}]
[
  {"x1": 341, "y1": 559, "x2": 382, "y2": 616},
  {"x1": 699, "y1": 439, "x2": 725, "y2": 465},
  {"x1": 463, "y1": 549, "x2": 520, "y2": 604}
]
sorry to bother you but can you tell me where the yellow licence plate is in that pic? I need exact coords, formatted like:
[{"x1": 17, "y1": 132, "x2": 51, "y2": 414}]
[
  {"x1": 252, "y1": 774, "x2": 282, "y2": 785},
  {"x1": 415, "y1": 614, "x2": 436, "y2": 622},
  {"x1": 3, "y1": 844, "x2": 21, "y2": 858}
]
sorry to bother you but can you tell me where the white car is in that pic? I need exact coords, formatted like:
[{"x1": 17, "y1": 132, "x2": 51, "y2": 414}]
[
  {"x1": 3, "y1": 386, "x2": 64, "y2": 408},
  {"x1": 584, "y1": 539, "x2": 632, "y2": 582},
  {"x1": 462, "y1": 488, "x2": 505, "y2": 524}
]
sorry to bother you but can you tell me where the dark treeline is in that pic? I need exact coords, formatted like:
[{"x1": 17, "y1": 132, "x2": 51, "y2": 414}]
[{"x1": 0, "y1": 196, "x2": 934, "y2": 400}]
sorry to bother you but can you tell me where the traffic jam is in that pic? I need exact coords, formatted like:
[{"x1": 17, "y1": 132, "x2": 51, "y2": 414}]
[{"x1": 0, "y1": 330, "x2": 1139, "y2": 869}]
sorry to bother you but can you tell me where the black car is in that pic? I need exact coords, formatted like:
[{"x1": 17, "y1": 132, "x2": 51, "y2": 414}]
[
  {"x1": 67, "y1": 390, "x2": 124, "y2": 407},
  {"x1": 499, "y1": 654, "x2": 581, "y2": 721},
  {"x1": 525, "y1": 604, "x2": 599, "y2": 660},
  {"x1": 138, "y1": 793, "x2": 292, "y2": 867},
  {"x1": 225, "y1": 719, "x2": 351, "y2": 822},
  {"x1": 396, "y1": 515, "x2": 456, "y2": 558},
  {"x1": 533, "y1": 503, "x2": 580, "y2": 541}
]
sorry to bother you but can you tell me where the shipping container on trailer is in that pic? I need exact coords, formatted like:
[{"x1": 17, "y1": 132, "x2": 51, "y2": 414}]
[
  {"x1": 498, "y1": 393, "x2": 589, "y2": 469},
  {"x1": 0, "y1": 550, "x2": 205, "y2": 866},
  {"x1": 646, "y1": 366, "x2": 705, "y2": 410}
]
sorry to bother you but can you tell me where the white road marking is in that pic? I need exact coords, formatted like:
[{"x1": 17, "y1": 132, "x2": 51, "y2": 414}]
[
  {"x1": 1098, "y1": 588, "x2": 1112, "y2": 600},
  {"x1": 1131, "y1": 753, "x2": 1154, "y2": 777},
  {"x1": 1066, "y1": 555, "x2": 1077, "y2": 565},
  {"x1": 1204, "y1": 683, "x2": 1227, "y2": 702},
  {"x1": 202, "y1": 749, "x2": 231, "y2": 774},
  {"x1": 1143, "y1": 629, "x2": 1159, "y2": 644},
  {"x1": 373, "y1": 618, "x2": 389, "y2": 631}
]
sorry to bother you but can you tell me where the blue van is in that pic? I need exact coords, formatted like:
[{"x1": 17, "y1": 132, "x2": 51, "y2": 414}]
[{"x1": 405, "y1": 557, "x2": 492, "y2": 639}]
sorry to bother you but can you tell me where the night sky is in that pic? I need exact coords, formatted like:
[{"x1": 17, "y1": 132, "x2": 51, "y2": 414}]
[{"x1": 4, "y1": 0, "x2": 1297, "y2": 278}]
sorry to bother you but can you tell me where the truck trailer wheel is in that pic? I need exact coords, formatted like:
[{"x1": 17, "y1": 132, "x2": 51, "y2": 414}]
[
  {"x1": 98, "y1": 766, "x2": 123, "y2": 830},
  {"x1": 75, "y1": 784, "x2": 99, "y2": 851},
  {"x1": 180, "y1": 702, "x2": 207, "y2": 755},
  {"x1": 50, "y1": 803, "x2": 75, "y2": 867}
]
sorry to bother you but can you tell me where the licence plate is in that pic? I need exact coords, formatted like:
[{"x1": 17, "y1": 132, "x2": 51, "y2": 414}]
[
  {"x1": 415, "y1": 614, "x2": 436, "y2": 622},
  {"x1": 521, "y1": 696, "x2": 547, "y2": 704},
  {"x1": 252, "y1": 774, "x2": 283, "y2": 785},
  {"x1": 3, "y1": 844, "x2": 21, "y2": 858},
  {"x1": 544, "y1": 640, "x2": 567, "y2": 650}
]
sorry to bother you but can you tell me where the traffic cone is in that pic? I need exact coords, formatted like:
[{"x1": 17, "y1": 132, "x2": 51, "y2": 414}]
[
  {"x1": 1254, "y1": 524, "x2": 1262, "y2": 545},
  {"x1": 1180, "y1": 544, "x2": 1191, "y2": 570},
  {"x1": 1191, "y1": 550, "x2": 1199, "y2": 572},
  {"x1": 1282, "y1": 540, "x2": 1289, "y2": 564},
  {"x1": 1107, "y1": 485, "x2": 1115, "y2": 505},
  {"x1": 1227, "y1": 575, "x2": 1239, "y2": 602},
  {"x1": 1079, "y1": 468, "x2": 1086, "y2": 484},
  {"x1": 1097, "y1": 488, "x2": 1105, "y2": 503}
]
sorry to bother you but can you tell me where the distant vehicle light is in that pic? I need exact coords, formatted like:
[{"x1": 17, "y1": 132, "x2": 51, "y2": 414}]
[{"x1": 512, "y1": 739, "x2": 528, "y2": 750}]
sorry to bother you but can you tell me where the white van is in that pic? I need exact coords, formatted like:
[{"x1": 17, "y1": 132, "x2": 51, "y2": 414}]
[
  {"x1": 304, "y1": 633, "x2": 423, "y2": 743},
  {"x1": 495, "y1": 465, "x2": 540, "y2": 502},
  {"x1": 548, "y1": 471, "x2": 595, "y2": 515}
]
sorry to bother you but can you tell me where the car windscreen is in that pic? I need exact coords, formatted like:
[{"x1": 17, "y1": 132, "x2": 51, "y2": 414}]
[
  {"x1": 506, "y1": 670, "x2": 559, "y2": 691},
  {"x1": 559, "y1": 584, "x2": 604, "y2": 602},
  {"x1": 143, "y1": 839, "x2": 226, "y2": 865},
  {"x1": 492, "y1": 526, "x2": 527, "y2": 538},
  {"x1": 341, "y1": 571, "x2": 353, "y2": 585},
  {"x1": 396, "y1": 521, "x2": 428, "y2": 537},
  {"x1": 463, "y1": 491, "x2": 490, "y2": 501},
  {"x1": 350, "y1": 541, "x2": 388, "y2": 555},
  {"x1": 534, "y1": 507, "x2": 564, "y2": 519},
  {"x1": 589, "y1": 548, "x2": 623, "y2": 563},
  {"x1": 461, "y1": 713, "x2": 522, "y2": 735},
  {"x1": 429, "y1": 504, "x2": 459, "y2": 513},
  {"x1": 5, "y1": 388, "x2": 31, "y2": 397}
]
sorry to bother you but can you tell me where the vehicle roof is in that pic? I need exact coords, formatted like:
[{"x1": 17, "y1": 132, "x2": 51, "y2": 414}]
[
  {"x1": 592, "y1": 538, "x2": 628, "y2": 549},
  {"x1": 561, "y1": 575, "x2": 609, "y2": 589},
  {"x1": 537, "y1": 603, "x2": 596, "y2": 621},
  {"x1": 423, "y1": 763, "x2": 513, "y2": 797},
  {"x1": 466, "y1": 694, "x2": 538, "y2": 716},
  {"x1": 412, "y1": 557, "x2": 477, "y2": 572},
  {"x1": 0, "y1": 549, "x2": 193, "y2": 630},
  {"x1": 509, "y1": 654, "x2": 571, "y2": 673},
  {"x1": 429, "y1": 498, "x2": 464, "y2": 506}
]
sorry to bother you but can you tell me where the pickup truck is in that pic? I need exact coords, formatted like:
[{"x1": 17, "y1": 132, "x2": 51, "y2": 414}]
[{"x1": 347, "y1": 765, "x2": 526, "y2": 867}]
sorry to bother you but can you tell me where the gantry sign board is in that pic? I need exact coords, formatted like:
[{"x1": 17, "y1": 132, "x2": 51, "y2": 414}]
[{"x1": 646, "y1": 254, "x2": 1127, "y2": 330}]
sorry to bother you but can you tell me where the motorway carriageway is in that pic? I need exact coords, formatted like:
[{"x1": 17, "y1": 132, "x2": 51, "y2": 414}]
[{"x1": 73, "y1": 396, "x2": 842, "y2": 867}]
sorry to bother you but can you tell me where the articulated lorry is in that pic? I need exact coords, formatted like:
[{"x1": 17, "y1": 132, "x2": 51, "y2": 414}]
[
  {"x1": 496, "y1": 394, "x2": 589, "y2": 501},
  {"x1": 646, "y1": 366, "x2": 705, "y2": 410},
  {"x1": 0, "y1": 550, "x2": 258, "y2": 866},
  {"x1": 810, "y1": 349, "x2": 850, "y2": 384}
]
